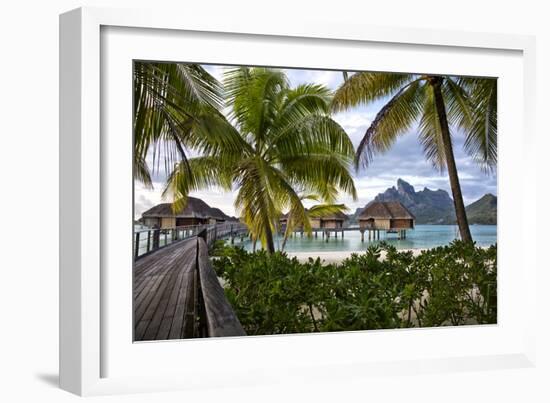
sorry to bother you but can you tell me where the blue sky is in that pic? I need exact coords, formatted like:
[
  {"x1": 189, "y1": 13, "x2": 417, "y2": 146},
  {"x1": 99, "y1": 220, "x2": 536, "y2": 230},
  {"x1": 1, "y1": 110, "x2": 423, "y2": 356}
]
[{"x1": 134, "y1": 65, "x2": 497, "y2": 218}]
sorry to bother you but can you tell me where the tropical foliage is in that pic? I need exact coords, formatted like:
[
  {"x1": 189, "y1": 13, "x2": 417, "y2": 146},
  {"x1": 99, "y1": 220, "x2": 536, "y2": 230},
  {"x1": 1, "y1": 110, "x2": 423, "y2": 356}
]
[
  {"x1": 332, "y1": 73, "x2": 498, "y2": 243},
  {"x1": 211, "y1": 241, "x2": 497, "y2": 335},
  {"x1": 164, "y1": 67, "x2": 357, "y2": 253},
  {"x1": 133, "y1": 62, "x2": 224, "y2": 186},
  {"x1": 458, "y1": 77, "x2": 497, "y2": 171}
]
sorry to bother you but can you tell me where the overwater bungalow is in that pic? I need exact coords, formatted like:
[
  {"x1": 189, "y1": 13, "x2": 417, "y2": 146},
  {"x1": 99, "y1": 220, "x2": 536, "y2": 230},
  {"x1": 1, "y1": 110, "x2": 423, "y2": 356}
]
[
  {"x1": 279, "y1": 212, "x2": 290, "y2": 229},
  {"x1": 314, "y1": 211, "x2": 348, "y2": 229},
  {"x1": 358, "y1": 201, "x2": 415, "y2": 240},
  {"x1": 279, "y1": 208, "x2": 348, "y2": 230},
  {"x1": 141, "y1": 197, "x2": 229, "y2": 229},
  {"x1": 279, "y1": 208, "x2": 348, "y2": 241}
]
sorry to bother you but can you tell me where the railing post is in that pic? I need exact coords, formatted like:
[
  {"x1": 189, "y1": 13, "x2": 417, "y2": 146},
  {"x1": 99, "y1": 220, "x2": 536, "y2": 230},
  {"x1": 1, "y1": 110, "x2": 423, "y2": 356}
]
[
  {"x1": 153, "y1": 229, "x2": 160, "y2": 250},
  {"x1": 194, "y1": 233, "x2": 208, "y2": 337},
  {"x1": 146, "y1": 230, "x2": 151, "y2": 252},
  {"x1": 197, "y1": 228, "x2": 207, "y2": 243},
  {"x1": 134, "y1": 232, "x2": 140, "y2": 260}
]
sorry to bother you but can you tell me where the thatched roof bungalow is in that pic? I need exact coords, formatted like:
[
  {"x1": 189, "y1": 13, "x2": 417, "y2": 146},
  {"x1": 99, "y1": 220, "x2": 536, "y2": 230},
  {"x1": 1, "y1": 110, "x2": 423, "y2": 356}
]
[
  {"x1": 313, "y1": 211, "x2": 348, "y2": 229},
  {"x1": 279, "y1": 208, "x2": 348, "y2": 230},
  {"x1": 358, "y1": 201, "x2": 415, "y2": 230},
  {"x1": 141, "y1": 197, "x2": 231, "y2": 228}
]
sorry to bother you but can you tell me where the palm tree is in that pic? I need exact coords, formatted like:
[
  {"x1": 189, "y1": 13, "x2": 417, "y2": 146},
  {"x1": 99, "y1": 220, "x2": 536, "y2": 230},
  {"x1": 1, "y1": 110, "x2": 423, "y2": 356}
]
[
  {"x1": 332, "y1": 73, "x2": 497, "y2": 243},
  {"x1": 280, "y1": 195, "x2": 348, "y2": 251},
  {"x1": 133, "y1": 62, "x2": 224, "y2": 187},
  {"x1": 164, "y1": 67, "x2": 357, "y2": 253}
]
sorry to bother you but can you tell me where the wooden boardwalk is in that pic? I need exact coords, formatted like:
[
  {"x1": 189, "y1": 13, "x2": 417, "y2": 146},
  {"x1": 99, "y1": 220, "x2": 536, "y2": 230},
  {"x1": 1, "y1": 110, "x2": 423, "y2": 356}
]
[
  {"x1": 133, "y1": 235, "x2": 245, "y2": 341},
  {"x1": 134, "y1": 238, "x2": 197, "y2": 341}
]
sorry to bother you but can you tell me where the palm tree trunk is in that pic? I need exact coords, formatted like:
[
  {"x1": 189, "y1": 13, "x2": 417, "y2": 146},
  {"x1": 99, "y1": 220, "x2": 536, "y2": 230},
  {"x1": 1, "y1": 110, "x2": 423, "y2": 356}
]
[
  {"x1": 280, "y1": 217, "x2": 293, "y2": 252},
  {"x1": 264, "y1": 221, "x2": 275, "y2": 254},
  {"x1": 281, "y1": 230, "x2": 290, "y2": 252},
  {"x1": 431, "y1": 77, "x2": 473, "y2": 244}
]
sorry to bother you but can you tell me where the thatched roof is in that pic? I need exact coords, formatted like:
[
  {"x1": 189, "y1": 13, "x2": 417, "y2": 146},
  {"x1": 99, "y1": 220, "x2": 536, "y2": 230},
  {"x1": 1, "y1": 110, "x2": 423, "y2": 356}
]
[
  {"x1": 359, "y1": 201, "x2": 415, "y2": 220},
  {"x1": 314, "y1": 211, "x2": 348, "y2": 221},
  {"x1": 141, "y1": 197, "x2": 227, "y2": 220},
  {"x1": 209, "y1": 207, "x2": 231, "y2": 221},
  {"x1": 280, "y1": 207, "x2": 348, "y2": 221}
]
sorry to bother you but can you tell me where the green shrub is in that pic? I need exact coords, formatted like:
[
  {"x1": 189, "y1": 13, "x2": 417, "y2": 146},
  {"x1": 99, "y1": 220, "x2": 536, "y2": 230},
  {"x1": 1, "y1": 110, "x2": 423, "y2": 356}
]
[{"x1": 212, "y1": 241, "x2": 497, "y2": 335}]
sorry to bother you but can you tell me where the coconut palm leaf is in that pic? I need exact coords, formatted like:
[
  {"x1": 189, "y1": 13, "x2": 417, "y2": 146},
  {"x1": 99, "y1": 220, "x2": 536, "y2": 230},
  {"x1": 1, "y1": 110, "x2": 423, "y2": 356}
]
[
  {"x1": 280, "y1": 154, "x2": 357, "y2": 202},
  {"x1": 331, "y1": 72, "x2": 414, "y2": 112},
  {"x1": 354, "y1": 78, "x2": 424, "y2": 168},
  {"x1": 162, "y1": 155, "x2": 234, "y2": 213},
  {"x1": 418, "y1": 84, "x2": 448, "y2": 171},
  {"x1": 458, "y1": 78, "x2": 497, "y2": 171},
  {"x1": 133, "y1": 62, "x2": 224, "y2": 185}
]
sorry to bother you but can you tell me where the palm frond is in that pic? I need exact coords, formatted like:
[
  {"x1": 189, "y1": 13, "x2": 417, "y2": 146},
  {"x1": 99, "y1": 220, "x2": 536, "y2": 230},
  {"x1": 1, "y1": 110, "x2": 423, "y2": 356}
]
[
  {"x1": 355, "y1": 78, "x2": 424, "y2": 168},
  {"x1": 418, "y1": 83, "x2": 448, "y2": 171},
  {"x1": 331, "y1": 72, "x2": 415, "y2": 112},
  {"x1": 224, "y1": 67, "x2": 288, "y2": 140},
  {"x1": 271, "y1": 114, "x2": 355, "y2": 162},
  {"x1": 458, "y1": 77, "x2": 498, "y2": 171},
  {"x1": 133, "y1": 62, "x2": 224, "y2": 184},
  {"x1": 442, "y1": 78, "x2": 474, "y2": 129},
  {"x1": 162, "y1": 156, "x2": 233, "y2": 212},
  {"x1": 308, "y1": 203, "x2": 348, "y2": 217},
  {"x1": 134, "y1": 154, "x2": 153, "y2": 188},
  {"x1": 280, "y1": 154, "x2": 357, "y2": 202}
]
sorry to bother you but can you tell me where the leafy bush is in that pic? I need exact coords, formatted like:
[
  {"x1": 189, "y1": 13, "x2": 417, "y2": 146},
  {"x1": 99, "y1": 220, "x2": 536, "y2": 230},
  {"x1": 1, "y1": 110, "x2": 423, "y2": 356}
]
[{"x1": 212, "y1": 241, "x2": 497, "y2": 335}]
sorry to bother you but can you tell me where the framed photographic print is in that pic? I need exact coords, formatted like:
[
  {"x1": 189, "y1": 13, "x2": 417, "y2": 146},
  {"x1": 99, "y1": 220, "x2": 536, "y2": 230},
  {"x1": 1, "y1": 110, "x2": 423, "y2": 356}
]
[{"x1": 60, "y1": 6, "x2": 537, "y2": 396}]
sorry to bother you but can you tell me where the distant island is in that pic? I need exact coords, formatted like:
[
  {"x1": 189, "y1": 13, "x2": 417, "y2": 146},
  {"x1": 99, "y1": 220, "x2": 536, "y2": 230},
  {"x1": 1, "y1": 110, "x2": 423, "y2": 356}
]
[{"x1": 349, "y1": 179, "x2": 497, "y2": 225}]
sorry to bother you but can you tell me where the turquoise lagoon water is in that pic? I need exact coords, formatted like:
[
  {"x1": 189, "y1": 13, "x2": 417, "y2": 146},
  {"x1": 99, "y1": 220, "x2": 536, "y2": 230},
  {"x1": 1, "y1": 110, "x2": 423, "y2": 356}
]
[{"x1": 239, "y1": 225, "x2": 497, "y2": 253}]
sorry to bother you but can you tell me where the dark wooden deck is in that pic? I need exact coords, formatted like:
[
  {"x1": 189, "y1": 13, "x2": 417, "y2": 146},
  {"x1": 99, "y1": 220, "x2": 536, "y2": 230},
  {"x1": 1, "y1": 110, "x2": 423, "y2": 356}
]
[{"x1": 133, "y1": 235, "x2": 245, "y2": 341}]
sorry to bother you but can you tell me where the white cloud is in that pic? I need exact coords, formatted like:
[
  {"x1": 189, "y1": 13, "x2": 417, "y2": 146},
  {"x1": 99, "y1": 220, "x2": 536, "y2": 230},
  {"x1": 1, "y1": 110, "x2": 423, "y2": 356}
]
[{"x1": 134, "y1": 182, "x2": 164, "y2": 219}]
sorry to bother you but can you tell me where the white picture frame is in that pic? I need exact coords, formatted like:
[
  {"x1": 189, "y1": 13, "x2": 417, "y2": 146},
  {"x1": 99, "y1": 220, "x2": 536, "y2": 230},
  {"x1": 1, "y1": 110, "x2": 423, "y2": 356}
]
[{"x1": 59, "y1": 6, "x2": 537, "y2": 396}]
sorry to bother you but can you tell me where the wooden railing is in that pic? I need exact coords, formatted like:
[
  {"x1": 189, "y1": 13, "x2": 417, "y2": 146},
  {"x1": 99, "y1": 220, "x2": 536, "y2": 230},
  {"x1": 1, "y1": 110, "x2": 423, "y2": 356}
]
[
  {"x1": 134, "y1": 222, "x2": 248, "y2": 259},
  {"x1": 195, "y1": 232, "x2": 246, "y2": 337}
]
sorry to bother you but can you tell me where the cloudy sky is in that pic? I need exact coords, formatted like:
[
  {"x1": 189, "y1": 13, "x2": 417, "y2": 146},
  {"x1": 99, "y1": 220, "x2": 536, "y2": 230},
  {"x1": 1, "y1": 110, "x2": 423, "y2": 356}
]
[{"x1": 134, "y1": 65, "x2": 497, "y2": 219}]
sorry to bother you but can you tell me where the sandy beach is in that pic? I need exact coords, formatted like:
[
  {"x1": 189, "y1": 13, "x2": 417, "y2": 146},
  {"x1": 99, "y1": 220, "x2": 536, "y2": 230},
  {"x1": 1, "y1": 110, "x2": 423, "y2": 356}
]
[{"x1": 287, "y1": 249, "x2": 426, "y2": 264}]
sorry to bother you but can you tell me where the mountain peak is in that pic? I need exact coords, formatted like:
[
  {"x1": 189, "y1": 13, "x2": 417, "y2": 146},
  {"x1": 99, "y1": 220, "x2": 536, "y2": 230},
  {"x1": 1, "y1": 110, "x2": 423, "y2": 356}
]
[
  {"x1": 397, "y1": 178, "x2": 415, "y2": 195},
  {"x1": 373, "y1": 179, "x2": 454, "y2": 224}
]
